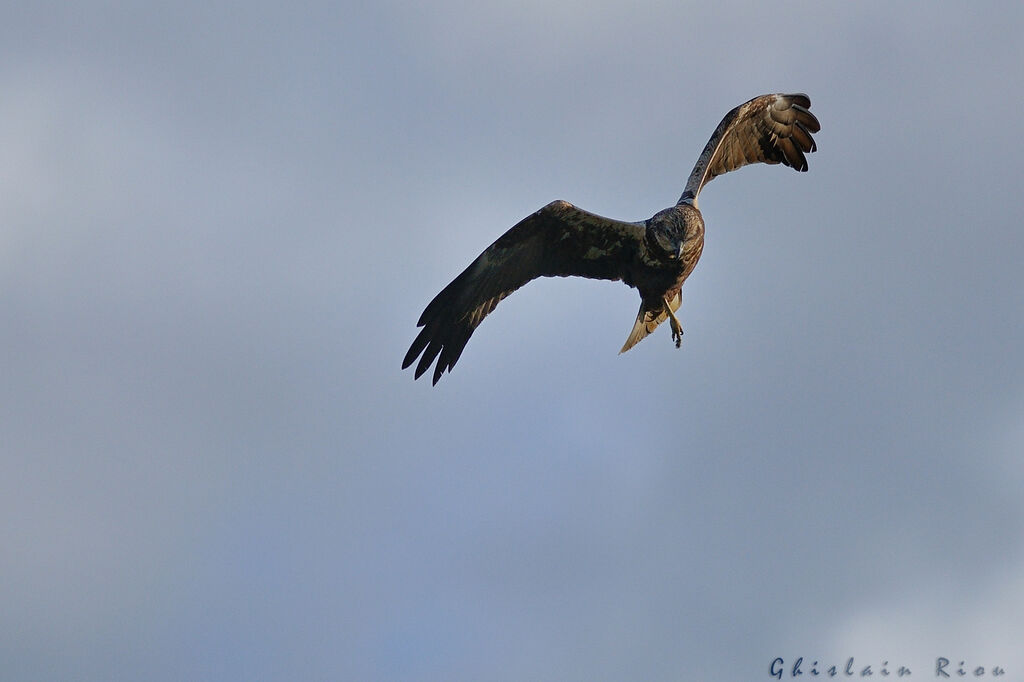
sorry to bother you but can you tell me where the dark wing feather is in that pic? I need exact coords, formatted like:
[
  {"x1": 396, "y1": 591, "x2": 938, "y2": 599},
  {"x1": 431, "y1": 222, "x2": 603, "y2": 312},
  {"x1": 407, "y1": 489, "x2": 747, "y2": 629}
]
[
  {"x1": 678, "y1": 93, "x2": 820, "y2": 204},
  {"x1": 403, "y1": 200, "x2": 645, "y2": 384}
]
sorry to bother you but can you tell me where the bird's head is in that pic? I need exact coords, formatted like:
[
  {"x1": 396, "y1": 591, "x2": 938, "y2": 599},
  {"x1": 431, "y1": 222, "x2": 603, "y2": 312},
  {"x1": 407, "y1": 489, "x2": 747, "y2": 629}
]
[{"x1": 649, "y1": 229, "x2": 683, "y2": 261}]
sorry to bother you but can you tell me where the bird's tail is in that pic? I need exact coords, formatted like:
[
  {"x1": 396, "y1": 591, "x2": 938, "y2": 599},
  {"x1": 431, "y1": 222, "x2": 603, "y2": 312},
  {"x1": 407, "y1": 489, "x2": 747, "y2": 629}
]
[{"x1": 619, "y1": 291, "x2": 681, "y2": 354}]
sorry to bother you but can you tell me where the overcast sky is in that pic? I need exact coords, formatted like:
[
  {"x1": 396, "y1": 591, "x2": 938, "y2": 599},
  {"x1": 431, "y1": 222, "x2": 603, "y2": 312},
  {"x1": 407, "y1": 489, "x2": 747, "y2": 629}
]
[{"x1": 2, "y1": 2, "x2": 1023, "y2": 680}]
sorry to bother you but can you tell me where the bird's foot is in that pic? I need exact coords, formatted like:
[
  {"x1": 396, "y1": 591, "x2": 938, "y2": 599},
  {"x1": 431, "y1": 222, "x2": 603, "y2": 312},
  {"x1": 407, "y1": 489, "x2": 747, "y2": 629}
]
[
  {"x1": 671, "y1": 324, "x2": 683, "y2": 348},
  {"x1": 664, "y1": 297, "x2": 684, "y2": 348}
]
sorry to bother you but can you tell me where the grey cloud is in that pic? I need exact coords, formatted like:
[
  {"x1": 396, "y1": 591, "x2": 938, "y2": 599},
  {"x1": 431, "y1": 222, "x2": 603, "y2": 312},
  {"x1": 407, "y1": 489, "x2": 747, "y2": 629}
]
[{"x1": 1, "y1": 2, "x2": 1022, "y2": 680}]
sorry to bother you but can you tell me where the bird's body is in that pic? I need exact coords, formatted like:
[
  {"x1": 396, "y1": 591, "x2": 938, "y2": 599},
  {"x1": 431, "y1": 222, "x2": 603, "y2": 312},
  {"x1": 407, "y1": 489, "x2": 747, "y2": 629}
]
[
  {"x1": 619, "y1": 202, "x2": 705, "y2": 353},
  {"x1": 404, "y1": 93, "x2": 820, "y2": 384}
]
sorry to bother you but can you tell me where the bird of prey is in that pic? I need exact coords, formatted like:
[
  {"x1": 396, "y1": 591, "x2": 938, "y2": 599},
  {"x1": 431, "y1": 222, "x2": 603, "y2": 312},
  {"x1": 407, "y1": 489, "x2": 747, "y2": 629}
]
[{"x1": 403, "y1": 93, "x2": 820, "y2": 384}]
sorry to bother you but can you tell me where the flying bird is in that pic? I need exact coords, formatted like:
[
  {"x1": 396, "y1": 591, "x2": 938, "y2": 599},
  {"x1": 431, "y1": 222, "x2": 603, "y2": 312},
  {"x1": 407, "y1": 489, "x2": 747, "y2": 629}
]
[{"x1": 403, "y1": 93, "x2": 820, "y2": 384}]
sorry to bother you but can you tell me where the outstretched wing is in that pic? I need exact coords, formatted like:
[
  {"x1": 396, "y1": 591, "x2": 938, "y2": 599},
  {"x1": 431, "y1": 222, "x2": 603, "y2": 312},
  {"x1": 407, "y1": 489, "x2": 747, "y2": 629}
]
[
  {"x1": 678, "y1": 93, "x2": 820, "y2": 205},
  {"x1": 403, "y1": 200, "x2": 646, "y2": 384}
]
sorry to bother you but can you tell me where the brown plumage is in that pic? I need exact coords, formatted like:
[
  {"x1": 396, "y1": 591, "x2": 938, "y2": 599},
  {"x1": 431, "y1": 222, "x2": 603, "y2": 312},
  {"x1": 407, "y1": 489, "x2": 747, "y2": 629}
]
[{"x1": 404, "y1": 93, "x2": 820, "y2": 384}]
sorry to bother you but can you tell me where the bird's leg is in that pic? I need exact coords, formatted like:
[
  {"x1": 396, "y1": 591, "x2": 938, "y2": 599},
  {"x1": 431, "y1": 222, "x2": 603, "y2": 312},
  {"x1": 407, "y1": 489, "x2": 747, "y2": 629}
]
[{"x1": 664, "y1": 296, "x2": 683, "y2": 348}]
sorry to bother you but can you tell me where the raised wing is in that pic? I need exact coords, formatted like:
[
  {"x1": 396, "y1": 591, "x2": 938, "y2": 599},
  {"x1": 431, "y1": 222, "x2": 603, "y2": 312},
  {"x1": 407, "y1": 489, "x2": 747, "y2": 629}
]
[
  {"x1": 403, "y1": 200, "x2": 646, "y2": 384},
  {"x1": 679, "y1": 93, "x2": 820, "y2": 205}
]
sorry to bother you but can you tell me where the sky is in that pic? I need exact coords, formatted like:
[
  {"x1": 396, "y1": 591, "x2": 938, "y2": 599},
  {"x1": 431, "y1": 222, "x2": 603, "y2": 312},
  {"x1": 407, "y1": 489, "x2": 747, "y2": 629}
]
[{"x1": 2, "y1": 2, "x2": 1023, "y2": 680}]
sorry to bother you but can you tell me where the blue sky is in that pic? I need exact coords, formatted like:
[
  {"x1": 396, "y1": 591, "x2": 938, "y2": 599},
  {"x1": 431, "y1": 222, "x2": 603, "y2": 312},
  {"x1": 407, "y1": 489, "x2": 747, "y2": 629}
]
[{"x1": 2, "y1": 2, "x2": 1023, "y2": 680}]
